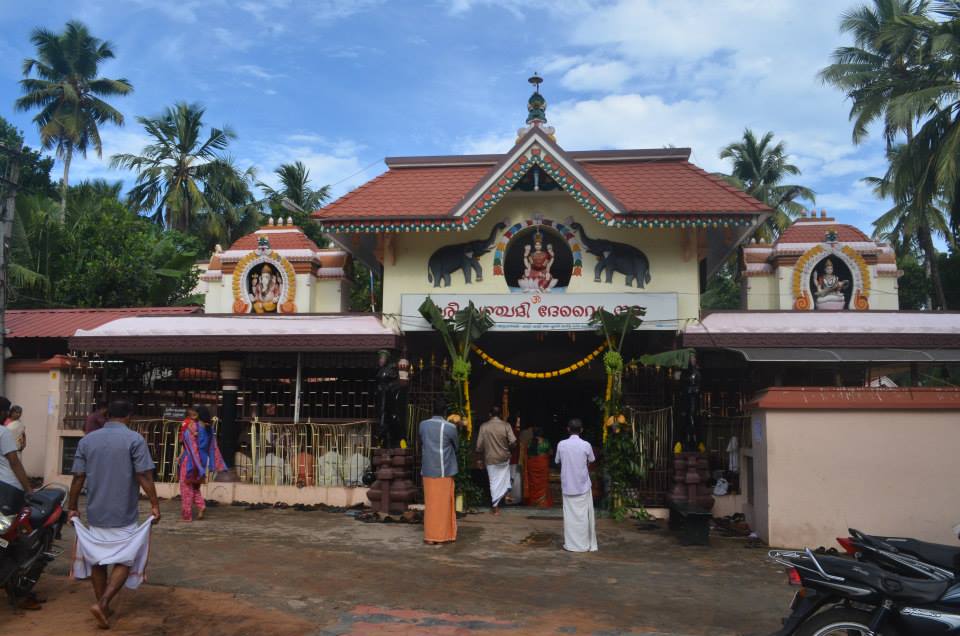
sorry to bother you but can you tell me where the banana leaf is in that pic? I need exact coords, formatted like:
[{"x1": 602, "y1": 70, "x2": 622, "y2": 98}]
[
  {"x1": 453, "y1": 301, "x2": 494, "y2": 355},
  {"x1": 418, "y1": 296, "x2": 458, "y2": 360},
  {"x1": 589, "y1": 306, "x2": 646, "y2": 350},
  {"x1": 633, "y1": 348, "x2": 695, "y2": 369}
]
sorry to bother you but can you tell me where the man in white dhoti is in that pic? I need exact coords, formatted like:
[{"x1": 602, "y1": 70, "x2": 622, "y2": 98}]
[
  {"x1": 66, "y1": 398, "x2": 161, "y2": 629},
  {"x1": 475, "y1": 406, "x2": 516, "y2": 516},
  {"x1": 555, "y1": 419, "x2": 598, "y2": 552}
]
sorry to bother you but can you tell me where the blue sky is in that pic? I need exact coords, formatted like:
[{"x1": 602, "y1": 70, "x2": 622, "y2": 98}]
[{"x1": 0, "y1": 0, "x2": 887, "y2": 232}]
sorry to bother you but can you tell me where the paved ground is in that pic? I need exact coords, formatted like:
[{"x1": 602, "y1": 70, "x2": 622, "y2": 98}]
[{"x1": 0, "y1": 499, "x2": 794, "y2": 635}]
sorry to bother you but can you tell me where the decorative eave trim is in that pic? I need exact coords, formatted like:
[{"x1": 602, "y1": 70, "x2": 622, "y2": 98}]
[
  {"x1": 451, "y1": 129, "x2": 625, "y2": 221},
  {"x1": 319, "y1": 213, "x2": 760, "y2": 234},
  {"x1": 200, "y1": 270, "x2": 223, "y2": 282},
  {"x1": 221, "y1": 249, "x2": 320, "y2": 263},
  {"x1": 774, "y1": 241, "x2": 882, "y2": 255},
  {"x1": 314, "y1": 267, "x2": 347, "y2": 279}
]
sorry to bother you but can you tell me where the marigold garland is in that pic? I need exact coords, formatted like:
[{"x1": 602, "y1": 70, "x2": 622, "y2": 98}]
[{"x1": 470, "y1": 343, "x2": 607, "y2": 379}]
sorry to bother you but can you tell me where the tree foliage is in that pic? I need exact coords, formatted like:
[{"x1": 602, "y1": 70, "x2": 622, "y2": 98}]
[
  {"x1": 15, "y1": 20, "x2": 132, "y2": 213},
  {"x1": 718, "y1": 129, "x2": 815, "y2": 240},
  {"x1": 112, "y1": 102, "x2": 240, "y2": 233},
  {"x1": 821, "y1": 0, "x2": 960, "y2": 308}
]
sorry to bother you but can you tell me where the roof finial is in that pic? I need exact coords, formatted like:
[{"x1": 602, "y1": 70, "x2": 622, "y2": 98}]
[
  {"x1": 516, "y1": 74, "x2": 556, "y2": 142},
  {"x1": 526, "y1": 73, "x2": 547, "y2": 125},
  {"x1": 529, "y1": 73, "x2": 543, "y2": 94}
]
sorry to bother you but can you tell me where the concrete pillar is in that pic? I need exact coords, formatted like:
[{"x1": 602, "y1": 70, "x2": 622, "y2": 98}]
[{"x1": 219, "y1": 359, "x2": 242, "y2": 468}]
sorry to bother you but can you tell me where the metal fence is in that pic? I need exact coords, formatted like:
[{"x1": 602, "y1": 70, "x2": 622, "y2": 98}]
[
  {"x1": 128, "y1": 418, "x2": 372, "y2": 488},
  {"x1": 624, "y1": 406, "x2": 674, "y2": 507}
]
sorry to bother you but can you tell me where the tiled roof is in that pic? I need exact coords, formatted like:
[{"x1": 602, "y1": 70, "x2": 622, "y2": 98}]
[
  {"x1": 317, "y1": 165, "x2": 492, "y2": 221},
  {"x1": 776, "y1": 217, "x2": 871, "y2": 244},
  {"x1": 315, "y1": 152, "x2": 767, "y2": 222},
  {"x1": 6, "y1": 307, "x2": 201, "y2": 339},
  {"x1": 578, "y1": 160, "x2": 769, "y2": 214},
  {"x1": 227, "y1": 226, "x2": 322, "y2": 252}
]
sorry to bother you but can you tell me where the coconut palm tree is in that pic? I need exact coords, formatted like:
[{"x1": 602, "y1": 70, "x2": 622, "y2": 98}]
[
  {"x1": 819, "y1": 0, "x2": 931, "y2": 146},
  {"x1": 869, "y1": 145, "x2": 954, "y2": 308},
  {"x1": 719, "y1": 129, "x2": 815, "y2": 239},
  {"x1": 257, "y1": 161, "x2": 330, "y2": 212},
  {"x1": 111, "y1": 102, "x2": 238, "y2": 231},
  {"x1": 14, "y1": 21, "x2": 133, "y2": 216}
]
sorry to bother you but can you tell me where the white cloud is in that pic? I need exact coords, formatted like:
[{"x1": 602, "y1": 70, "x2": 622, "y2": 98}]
[
  {"x1": 67, "y1": 128, "x2": 155, "y2": 184},
  {"x1": 560, "y1": 61, "x2": 633, "y2": 92},
  {"x1": 249, "y1": 135, "x2": 377, "y2": 198},
  {"x1": 212, "y1": 27, "x2": 251, "y2": 51},
  {"x1": 231, "y1": 64, "x2": 284, "y2": 80},
  {"x1": 815, "y1": 179, "x2": 887, "y2": 222},
  {"x1": 312, "y1": 0, "x2": 384, "y2": 21},
  {"x1": 455, "y1": 132, "x2": 516, "y2": 155}
]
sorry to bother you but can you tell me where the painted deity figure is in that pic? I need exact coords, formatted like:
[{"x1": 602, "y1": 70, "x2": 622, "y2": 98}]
[
  {"x1": 251, "y1": 264, "x2": 282, "y2": 313},
  {"x1": 812, "y1": 258, "x2": 850, "y2": 310},
  {"x1": 518, "y1": 230, "x2": 558, "y2": 292}
]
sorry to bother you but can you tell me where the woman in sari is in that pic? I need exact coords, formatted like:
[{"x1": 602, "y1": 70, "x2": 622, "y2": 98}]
[
  {"x1": 178, "y1": 406, "x2": 227, "y2": 521},
  {"x1": 523, "y1": 427, "x2": 553, "y2": 508}
]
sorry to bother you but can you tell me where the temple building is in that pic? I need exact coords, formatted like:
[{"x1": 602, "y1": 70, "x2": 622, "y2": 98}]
[{"x1": 4, "y1": 78, "x2": 960, "y2": 548}]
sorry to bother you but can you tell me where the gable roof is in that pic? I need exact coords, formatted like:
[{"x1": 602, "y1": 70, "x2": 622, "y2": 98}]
[{"x1": 315, "y1": 127, "x2": 770, "y2": 233}]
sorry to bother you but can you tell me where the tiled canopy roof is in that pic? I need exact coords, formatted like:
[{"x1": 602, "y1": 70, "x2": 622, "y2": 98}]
[
  {"x1": 775, "y1": 216, "x2": 871, "y2": 244},
  {"x1": 5, "y1": 307, "x2": 201, "y2": 339},
  {"x1": 314, "y1": 130, "x2": 769, "y2": 231},
  {"x1": 227, "y1": 226, "x2": 322, "y2": 252}
]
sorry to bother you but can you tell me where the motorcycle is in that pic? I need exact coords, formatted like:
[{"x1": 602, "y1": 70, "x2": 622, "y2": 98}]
[
  {"x1": 0, "y1": 482, "x2": 69, "y2": 603},
  {"x1": 769, "y1": 547, "x2": 960, "y2": 635},
  {"x1": 836, "y1": 528, "x2": 960, "y2": 582}
]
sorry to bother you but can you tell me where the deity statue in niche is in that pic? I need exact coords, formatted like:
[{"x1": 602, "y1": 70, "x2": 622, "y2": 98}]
[
  {"x1": 518, "y1": 229, "x2": 558, "y2": 292},
  {"x1": 811, "y1": 257, "x2": 851, "y2": 310},
  {"x1": 249, "y1": 263, "x2": 282, "y2": 313}
]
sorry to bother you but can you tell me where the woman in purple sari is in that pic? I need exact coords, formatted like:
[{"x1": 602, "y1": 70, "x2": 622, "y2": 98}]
[{"x1": 178, "y1": 406, "x2": 227, "y2": 521}]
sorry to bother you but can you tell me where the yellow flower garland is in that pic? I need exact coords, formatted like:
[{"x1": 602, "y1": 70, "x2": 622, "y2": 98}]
[{"x1": 470, "y1": 342, "x2": 607, "y2": 380}]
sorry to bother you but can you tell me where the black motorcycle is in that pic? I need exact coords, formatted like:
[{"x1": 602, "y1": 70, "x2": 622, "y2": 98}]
[
  {"x1": 770, "y1": 547, "x2": 960, "y2": 635},
  {"x1": 0, "y1": 482, "x2": 69, "y2": 602},
  {"x1": 837, "y1": 528, "x2": 960, "y2": 581}
]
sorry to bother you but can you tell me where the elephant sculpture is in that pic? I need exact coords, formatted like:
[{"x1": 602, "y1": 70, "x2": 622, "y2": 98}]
[
  {"x1": 570, "y1": 222, "x2": 652, "y2": 288},
  {"x1": 427, "y1": 222, "x2": 507, "y2": 288}
]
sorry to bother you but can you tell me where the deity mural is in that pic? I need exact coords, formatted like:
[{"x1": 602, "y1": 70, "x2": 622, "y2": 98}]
[
  {"x1": 810, "y1": 257, "x2": 852, "y2": 310},
  {"x1": 504, "y1": 226, "x2": 573, "y2": 293},
  {"x1": 248, "y1": 263, "x2": 283, "y2": 313}
]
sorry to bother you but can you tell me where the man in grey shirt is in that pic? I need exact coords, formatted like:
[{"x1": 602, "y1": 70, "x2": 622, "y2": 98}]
[
  {"x1": 419, "y1": 396, "x2": 460, "y2": 544},
  {"x1": 67, "y1": 398, "x2": 160, "y2": 628}
]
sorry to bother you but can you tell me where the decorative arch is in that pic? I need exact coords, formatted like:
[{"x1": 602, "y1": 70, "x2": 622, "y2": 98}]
[
  {"x1": 792, "y1": 244, "x2": 870, "y2": 311},
  {"x1": 492, "y1": 217, "x2": 583, "y2": 276},
  {"x1": 232, "y1": 249, "x2": 297, "y2": 314}
]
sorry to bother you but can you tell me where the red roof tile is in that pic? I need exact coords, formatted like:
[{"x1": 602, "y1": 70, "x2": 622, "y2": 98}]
[
  {"x1": 578, "y1": 160, "x2": 769, "y2": 214},
  {"x1": 227, "y1": 226, "x2": 322, "y2": 252},
  {"x1": 777, "y1": 218, "x2": 871, "y2": 244},
  {"x1": 317, "y1": 165, "x2": 492, "y2": 221},
  {"x1": 315, "y1": 152, "x2": 768, "y2": 223},
  {"x1": 6, "y1": 307, "x2": 201, "y2": 339}
]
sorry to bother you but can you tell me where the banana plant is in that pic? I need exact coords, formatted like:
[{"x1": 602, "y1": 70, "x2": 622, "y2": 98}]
[{"x1": 418, "y1": 297, "x2": 494, "y2": 438}]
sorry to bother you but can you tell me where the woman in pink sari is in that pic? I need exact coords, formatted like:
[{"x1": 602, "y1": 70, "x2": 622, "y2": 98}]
[{"x1": 178, "y1": 406, "x2": 227, "y2": 521}]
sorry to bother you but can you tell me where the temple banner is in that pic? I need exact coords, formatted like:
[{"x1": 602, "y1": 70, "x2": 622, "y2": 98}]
[{"x1": 399, "y1": 293, "x2": 679, "y2": 331}]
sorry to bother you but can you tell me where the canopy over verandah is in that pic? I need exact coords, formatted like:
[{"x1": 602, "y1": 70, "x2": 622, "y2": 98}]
[{"x1": 69, "y1": 314, "x2": 398, "y2": 353}]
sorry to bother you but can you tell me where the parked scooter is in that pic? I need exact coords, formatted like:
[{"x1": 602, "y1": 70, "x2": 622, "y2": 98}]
[
  {"x1": 0, "y1": 483, "x2": 69, "y2": 603},
  {"x1": 769, "y1": 547, "x2": 960, "y2": 635},
  {"x1": 836, "y1": 528, "x2": 960, "y2": 581}
]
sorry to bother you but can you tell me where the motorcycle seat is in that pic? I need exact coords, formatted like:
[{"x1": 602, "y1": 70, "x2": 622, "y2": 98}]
[
  {"x1": 815, "y1": 555, "x2": 950, "y2": 604},
  {"x1": 875, "y1": 535, "x2": 960, "y2": 572},
  {"x1": 27, "y1": 489, "x2": 64, "y2": 527}
]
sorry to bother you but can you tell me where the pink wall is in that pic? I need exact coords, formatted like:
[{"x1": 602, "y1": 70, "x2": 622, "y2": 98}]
[{"x1": 746, "y1": 388, "x2": 960, "y2": 548}]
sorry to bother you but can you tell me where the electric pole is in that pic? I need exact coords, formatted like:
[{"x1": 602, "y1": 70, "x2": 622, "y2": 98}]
[{"x1": 0, "y1": 141, "x2": 22, "y2": 396}]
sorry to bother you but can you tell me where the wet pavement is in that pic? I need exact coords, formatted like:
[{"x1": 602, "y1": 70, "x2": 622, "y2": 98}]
[{"x1": 3, "y1": 499, "x2": 794, "y2": 635}]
